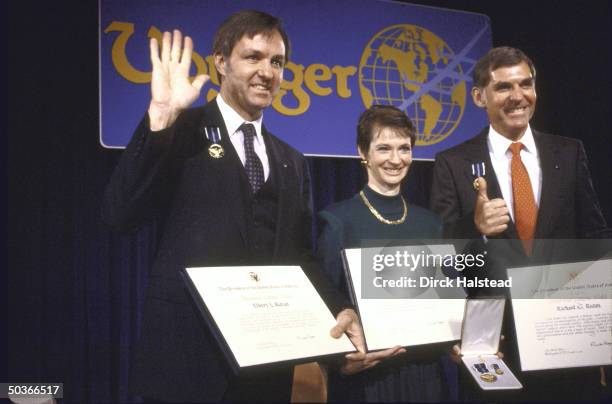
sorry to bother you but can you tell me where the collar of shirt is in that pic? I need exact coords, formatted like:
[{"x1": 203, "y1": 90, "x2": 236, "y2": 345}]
[
  {"x1": 215, "y1": 95, "x2": 270, "y2": 181},
  {"x1": 216, "y1": 94, "x2": 264, "y2": 145},
  {"x1": 488, "y1": 124, "x2": 538, "y2": 162}
]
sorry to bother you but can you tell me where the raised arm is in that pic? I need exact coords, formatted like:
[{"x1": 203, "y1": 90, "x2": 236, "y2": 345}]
[{"x1": 102, "y1": 30, "x2": 208, "y2": 231}]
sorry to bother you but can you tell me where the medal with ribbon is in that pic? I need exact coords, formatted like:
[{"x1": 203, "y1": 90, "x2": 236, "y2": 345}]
[
  {"x1": 203, "y1": 126, "x2": 224, "y2": 159},
  {"x1": 471, "y1": 161, "x2": 486, "y2": 191},
  {"x1": 492, "y1": 363, "x2": 504, "y2": 375},
  {"x1": 473, "y1": 362, "x2": 497, "y2": 383}
]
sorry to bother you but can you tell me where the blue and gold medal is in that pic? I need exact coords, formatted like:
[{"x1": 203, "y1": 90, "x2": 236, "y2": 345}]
[
  {"x1": 473, "y1": 362, "x2": 497, "y2": 383},
  {"x1": 204, "y1": 127, "x2": 224, "y2": 159}
]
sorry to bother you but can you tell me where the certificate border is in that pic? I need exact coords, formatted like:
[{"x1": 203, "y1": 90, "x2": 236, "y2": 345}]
[
  {"x1": 341, "y1": 249, "x2": 367, "y2": 350},
  {"x1": 180, "y1": 267, "x2": 353, "y2": 374},
  {"x1": 180, "y1": 269, "x2": 241, "y2": 375}
]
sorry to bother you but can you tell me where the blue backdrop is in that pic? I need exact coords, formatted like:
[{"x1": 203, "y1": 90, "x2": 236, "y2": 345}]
[{"x1": 100, "y1": 0, "x2": 492, "y2": 159}]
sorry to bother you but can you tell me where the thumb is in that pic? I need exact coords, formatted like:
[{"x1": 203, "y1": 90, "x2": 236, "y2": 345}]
[
  {"x1": 330, "y1": 313, "x2": 351, "y2": 338},
  {"x1": 476, "y1": 177, "x2": 489, "y2": 201},
  {"x1": 191, "y1": 74, "x2": 209, "y2": 92}
]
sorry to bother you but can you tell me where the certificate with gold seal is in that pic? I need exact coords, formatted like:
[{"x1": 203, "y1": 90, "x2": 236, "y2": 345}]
[{"x1": 181, "y1": 265, "x2": 354, "y2": 373}]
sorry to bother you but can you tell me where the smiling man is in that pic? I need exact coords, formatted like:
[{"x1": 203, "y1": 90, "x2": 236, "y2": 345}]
[
  {"x1": 431, "y1": 45, "x2": 608, "y2": 263},
  {"x1": 430, "y1": 47, "x2": 610, "y2": 400},
  {"x1": 103, "y1": 10, "x2": 363, "y2": 403}
]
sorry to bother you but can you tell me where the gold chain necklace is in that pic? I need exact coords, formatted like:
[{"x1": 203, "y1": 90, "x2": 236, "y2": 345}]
[{"x1": 359, "y1": 190, "x2": 408, "y2": 225}]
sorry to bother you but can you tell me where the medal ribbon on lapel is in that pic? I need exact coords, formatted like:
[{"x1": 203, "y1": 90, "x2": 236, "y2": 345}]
[
  {"x1": 471, "y1": 161, "x2": 486, "y2": 190},
  {"x1": 203, "y1": 126, "x2": 224, "y2": 159}
]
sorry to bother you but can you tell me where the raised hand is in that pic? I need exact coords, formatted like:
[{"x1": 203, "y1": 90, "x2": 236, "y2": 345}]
[
  {"x1": 473, "y1": 177, "x2": 510, "y2": 236},
  {"x1": 148, "y1": 30, "x2": 209, "y2": 131}
]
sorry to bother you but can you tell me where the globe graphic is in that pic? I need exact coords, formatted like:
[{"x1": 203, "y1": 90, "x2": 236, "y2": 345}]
[{"x1": 359, "y1": 24, "x2": 467, "y2": 146}]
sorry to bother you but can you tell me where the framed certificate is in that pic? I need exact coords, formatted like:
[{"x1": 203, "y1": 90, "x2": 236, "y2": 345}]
[
  {"x1": 181, "y1": 265, "x2": 355, "y2": 374},
  {"x1": 508, "y1": 259, "x2": 612, "y2": 371},
  {"x1": 341, "y1": 245, "x2": 466, "y2": 351}
]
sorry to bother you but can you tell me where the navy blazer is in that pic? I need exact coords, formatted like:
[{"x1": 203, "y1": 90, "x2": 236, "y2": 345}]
[{"x1": 103, "y1": 100, "x2": 344, "y2": 402}]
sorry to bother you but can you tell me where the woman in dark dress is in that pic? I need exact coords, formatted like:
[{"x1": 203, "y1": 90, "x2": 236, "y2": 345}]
[{"x1": 317, "y1": 105, "x2": 457, "y2": 402}]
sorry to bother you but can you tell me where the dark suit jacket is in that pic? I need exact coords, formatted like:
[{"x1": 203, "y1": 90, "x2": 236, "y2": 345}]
[
  {"x1": 431, "y1": 128, "x2": 609, "y2": 243},
  {"x1": 430, "y1": 128, "x2": 610, "y2": 399},
  {"x1": 102, "y1": 100, "x2": 345, "y2": 402},
  {"x1": 431, "y1": 128, "x2": 611, "y2": 293}
]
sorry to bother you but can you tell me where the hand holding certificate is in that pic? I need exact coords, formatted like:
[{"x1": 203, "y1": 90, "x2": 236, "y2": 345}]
[
  {"x1": 330, "y1": 308, "x2": 366, "y2": 354},
  {"x1": 182, "y1": 266, "x2": 355, "y2": 372}
]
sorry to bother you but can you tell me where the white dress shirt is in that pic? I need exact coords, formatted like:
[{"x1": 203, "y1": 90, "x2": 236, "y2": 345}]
[
  {"x1": 216, "y1": 95, "x2": 270, "y2": 180},
  {"x1": 487, "y1": 125, "x2": 542, "y2": 222}
]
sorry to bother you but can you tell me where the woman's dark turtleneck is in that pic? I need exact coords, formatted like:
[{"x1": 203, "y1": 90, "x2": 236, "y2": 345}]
[{"x1": 362, "y1": 185, "x2": 405, "y2": 219}]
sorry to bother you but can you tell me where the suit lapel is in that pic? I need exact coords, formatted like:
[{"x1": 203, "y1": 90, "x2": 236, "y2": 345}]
[
  {"x1": 198, "y1": 100, "x2": 248, "y2": 244},
  {"x1": 534, "y1": 131, "x2": 561, "y2": 239}
]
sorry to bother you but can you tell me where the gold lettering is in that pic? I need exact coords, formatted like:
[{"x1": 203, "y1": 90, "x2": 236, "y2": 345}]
[
  {"x1": 332, "y1": 65, "x2": 357, "y2": 98},
  {"x1": 104, "y1": 22, "x2": 360, "y2": 116},
  {"x1": 205, "y1": 55, "x2": 220, "y2": 101},
  {"x1": 273, "y1": 62, "x2": 310, "y2": 116},
  {"x1": 105, "y1": 21, "x2": 208, "y2": 84},
  {"x1": 104, "y1": 21, "x2": 150, "y2": 83},
  {"x1": 207, "y1": 88, "x2": 219, "y2": 102},
  {"x1": 304, "y1": 64, "x2": 332, "y2": 96}
]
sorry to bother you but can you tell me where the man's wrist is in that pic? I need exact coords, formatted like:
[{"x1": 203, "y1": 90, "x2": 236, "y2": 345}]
[{"x1": 147, "y1": 102, "x2": 180, "y2": 131}]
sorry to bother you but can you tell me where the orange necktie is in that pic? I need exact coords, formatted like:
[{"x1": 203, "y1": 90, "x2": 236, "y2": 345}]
[{"x1": 509, "y1": 142, "x2": 537, "y2": 255}]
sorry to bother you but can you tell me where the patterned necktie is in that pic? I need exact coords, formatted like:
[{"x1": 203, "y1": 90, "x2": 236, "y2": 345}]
[
  {"x1": 509, "y1": 142, "x2": 537, "y2": 255},
  {"x1": 240, "y1": 123, "x2": 265, "y2": 193}
]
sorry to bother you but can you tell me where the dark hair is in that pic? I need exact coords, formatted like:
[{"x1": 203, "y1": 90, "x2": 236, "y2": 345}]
[
  {"x1": 472, "y1": 46, "x2": 536, "y2": 88},
  {"x1": 357, "y1": 105, "x2": 416, "y2": 154},
  {"x1": 212, "y1": 10, "x2": 291, "y2": 61}
]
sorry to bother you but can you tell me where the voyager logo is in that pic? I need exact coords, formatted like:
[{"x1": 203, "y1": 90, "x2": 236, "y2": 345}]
[{"x1": 103, "y1": 20, "x2": 484, "y2": 146}]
